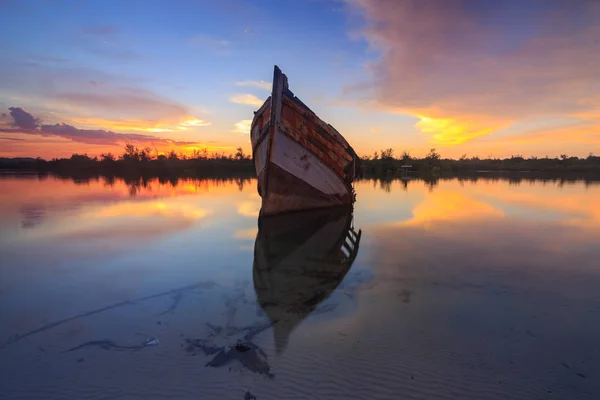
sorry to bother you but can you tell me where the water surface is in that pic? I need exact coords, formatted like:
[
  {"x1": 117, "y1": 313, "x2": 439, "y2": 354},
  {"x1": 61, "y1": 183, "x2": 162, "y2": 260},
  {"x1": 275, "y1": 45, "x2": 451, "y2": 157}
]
[{"x1": 1, "y1": 174, "x2": 600, "y2": 399}]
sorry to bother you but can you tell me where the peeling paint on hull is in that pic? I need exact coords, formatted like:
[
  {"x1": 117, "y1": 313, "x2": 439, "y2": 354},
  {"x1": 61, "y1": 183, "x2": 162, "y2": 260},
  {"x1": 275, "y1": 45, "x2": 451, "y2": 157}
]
[{"x1": 251, "y1": 66, "x2": 359, "y2": 215}]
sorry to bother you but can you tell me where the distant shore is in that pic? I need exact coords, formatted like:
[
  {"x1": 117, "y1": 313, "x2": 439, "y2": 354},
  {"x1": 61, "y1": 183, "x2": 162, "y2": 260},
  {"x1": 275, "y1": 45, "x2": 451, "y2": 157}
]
[
  {"x1": 1, "y1": 146, "x2": 599, "y2": 179},
  {"x1": 358, "y1": 148, "x2": 600, "y2": 177}
]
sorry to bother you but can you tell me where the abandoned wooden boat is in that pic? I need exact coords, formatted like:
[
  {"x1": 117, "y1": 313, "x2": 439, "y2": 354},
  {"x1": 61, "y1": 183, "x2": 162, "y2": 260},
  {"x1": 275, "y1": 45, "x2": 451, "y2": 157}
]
[
  {"x1": 250, "y1": 66, "x2": 360, "y2": 216},
  {"x1": 253, "y1": 206, "x2": 362, "y2": 354}
]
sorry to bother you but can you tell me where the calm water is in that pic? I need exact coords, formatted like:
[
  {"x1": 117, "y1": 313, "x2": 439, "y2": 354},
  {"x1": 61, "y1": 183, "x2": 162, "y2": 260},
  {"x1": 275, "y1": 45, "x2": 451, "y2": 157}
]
[{"x1": 1, "y1": 174, "x2": 600, "y2": 400}]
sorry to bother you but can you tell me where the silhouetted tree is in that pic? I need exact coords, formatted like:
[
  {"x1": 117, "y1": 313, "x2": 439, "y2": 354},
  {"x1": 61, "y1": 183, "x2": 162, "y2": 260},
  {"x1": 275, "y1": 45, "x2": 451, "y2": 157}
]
[
  {"x1": 380, "y1": 148, "x2": 394, "y2": 160},
  {"x1": 426, "y1": 148, "x2": 440, "y2": 161},
  {"x1": 235, "y1": 147, "x2": 246, "y2": 160},
  {"x1": 100, "y1": 153, "x2": 116, "y2": 163},
  {"x1": 401, "y1": 150, "x2": 411, "y2": 163},
  {"x1": 167, "y1": 150, "x2": 179, "y2": 161}
]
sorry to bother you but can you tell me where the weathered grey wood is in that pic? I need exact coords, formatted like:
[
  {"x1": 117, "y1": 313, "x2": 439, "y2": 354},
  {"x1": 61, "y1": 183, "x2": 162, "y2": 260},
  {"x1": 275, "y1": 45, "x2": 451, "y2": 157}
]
[
  {"x1": 271, "y1": 131, "x2": 348, "y2": 196},
  {"x1": 264, "y1": 66, "x2": 285, "y2": 196}
]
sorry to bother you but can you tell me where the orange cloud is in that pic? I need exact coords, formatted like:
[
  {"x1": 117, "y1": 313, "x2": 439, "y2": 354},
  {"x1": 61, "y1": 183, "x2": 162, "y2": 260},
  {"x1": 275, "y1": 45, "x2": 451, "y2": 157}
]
[
  {"x1": 230, "y1": 94, "x2": 264, "y2": 107},
  {"x1": 0, "y1": 136, "x2": 233, "y2": 159},
  {"x1": 415, "y1": 114, "x2": 508, "y2": 145},
  {"x1": 70, "y1": 116, "x2": 211, "y2": 133},
  {"x1": 498, "y1": 124, "x2": 600, "y2": 146},
  {"x1": 0, "y1": 106, "x2": 228, "y2": 158},
  {"x1": 346, "y1": 0, "x2": 600, "y2": 147},
  {"x1": 0, "y1": 134, "x2": 119, "y2": 159}
]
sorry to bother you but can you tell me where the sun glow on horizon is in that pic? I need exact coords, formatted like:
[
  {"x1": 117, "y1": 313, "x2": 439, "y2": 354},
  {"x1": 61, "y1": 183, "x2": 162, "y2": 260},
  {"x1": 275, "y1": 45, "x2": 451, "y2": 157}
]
[
  {"x1": 415, "y1": 115, "x2": 503, "y2": 146},
  {"x1": 70, "y1": 116, "x2": 212, "y2": 134}
]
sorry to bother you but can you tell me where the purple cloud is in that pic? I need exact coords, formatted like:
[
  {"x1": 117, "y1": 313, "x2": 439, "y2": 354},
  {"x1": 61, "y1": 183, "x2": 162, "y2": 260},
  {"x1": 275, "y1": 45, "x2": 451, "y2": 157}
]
[
  {"x1": 39, "y1": 123, "x2": 196, "y2": 146},
  {"x1": 0, "y1": 107, "x2": 196, "y2": 146},
  {"x1": 8, "y1": 107, "x2": 40, "y2": 130}
]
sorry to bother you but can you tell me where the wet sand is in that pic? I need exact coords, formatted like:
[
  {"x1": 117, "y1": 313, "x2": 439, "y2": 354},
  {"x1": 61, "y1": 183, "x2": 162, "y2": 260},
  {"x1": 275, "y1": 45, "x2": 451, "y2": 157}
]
[
  {"x1": 1, "y1": 176, "x2": 600, "y2": 399},
  {"x1": 2, "y1": 258, "x2": 599, "y2": 399}
]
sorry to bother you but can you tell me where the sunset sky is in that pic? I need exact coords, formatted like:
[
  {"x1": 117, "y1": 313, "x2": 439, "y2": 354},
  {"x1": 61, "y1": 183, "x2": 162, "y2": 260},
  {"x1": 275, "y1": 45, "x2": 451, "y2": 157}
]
[{"x1": 1, "y1": 0, "x2": 599, "y2": 159}]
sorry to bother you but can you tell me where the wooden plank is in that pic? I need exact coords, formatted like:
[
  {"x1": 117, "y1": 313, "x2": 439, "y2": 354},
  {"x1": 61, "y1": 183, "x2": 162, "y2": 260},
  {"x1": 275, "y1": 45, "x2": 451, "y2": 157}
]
[
  {"x1": 260, "y1": 164, "x2": 344, "y2": 216},
  {"x1": 264, "y1": 66, "x2": 285, "y2": 196},
  {"x1": 279, "y1": 121, "x2": 347, "y2": 179},
  {"x1": 282, "y1": 96, "x2": 354, "y2": 160},
  {"x1": 251, "y1": 66, "x2": 359, "y2": 215},
  {"x1": 282, "y1": 97, "x2": 353, "y2": 163},
  {"x1": 271, "y1": 129, "x2": 349, "y2": 196},
  {"x1": 280, "y1": 110, "x2": 344, "y2": 164},
  {"x1": 254, "y1": 137, "x2": 269, "y2": 175},
  {"x1": 251, "y1": 104, "x2": 271, "y2": 149},
  {"x1": 252, "y1": 122, "x2": 271, "y2": 154}
]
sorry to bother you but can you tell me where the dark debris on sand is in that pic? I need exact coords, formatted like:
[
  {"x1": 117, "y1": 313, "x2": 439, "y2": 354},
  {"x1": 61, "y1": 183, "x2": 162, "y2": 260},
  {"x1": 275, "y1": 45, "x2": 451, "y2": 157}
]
[
  {"x1": 63, "y1": 340, "x2": 145, "y2": 353},
  {"x1": 187, "y1": 339, "x2": 274, "y2": 378},
  {"x1": 184, "y1": 321, "x2": 276, "y2": 378},
  {"x1": 62, "y1": 337, "x2": 158, "y2": 353},
  {"x1": 183, "y1": 285, "x2": 276, "y2": 378}
]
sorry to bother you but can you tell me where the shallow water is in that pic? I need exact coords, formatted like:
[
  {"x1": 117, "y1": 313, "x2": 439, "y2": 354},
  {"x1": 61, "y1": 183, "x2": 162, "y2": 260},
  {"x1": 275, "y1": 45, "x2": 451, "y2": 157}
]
[{"x1": 1, "y1": 174, "x2": 600, "y2": 399}]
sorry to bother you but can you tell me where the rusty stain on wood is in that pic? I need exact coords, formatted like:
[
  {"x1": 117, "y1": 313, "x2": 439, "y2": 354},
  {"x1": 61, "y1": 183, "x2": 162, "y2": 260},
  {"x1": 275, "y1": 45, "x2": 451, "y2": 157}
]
[{"x1": 279, "y1": 122, "x2": 346, "y2": 178}]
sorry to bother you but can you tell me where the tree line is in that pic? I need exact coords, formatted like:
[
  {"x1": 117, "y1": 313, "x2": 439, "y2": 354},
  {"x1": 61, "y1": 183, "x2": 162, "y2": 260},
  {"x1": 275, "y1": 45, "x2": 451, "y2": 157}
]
[
  {"x1": 0, "y1": 144, "x2": 255, "y2": 178},
  {"x1": 360, "y1": 148, "x2": 600, "y2": 176},
  {"x1": 1, "y1": 145, "x2": 600, "y2": 178}
]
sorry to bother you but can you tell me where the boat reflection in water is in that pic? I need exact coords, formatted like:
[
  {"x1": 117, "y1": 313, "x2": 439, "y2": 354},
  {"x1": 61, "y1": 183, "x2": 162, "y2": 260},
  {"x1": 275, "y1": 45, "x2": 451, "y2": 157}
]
[{"x1": 253, "y1": 206, "x2": 362, "y2": 354}]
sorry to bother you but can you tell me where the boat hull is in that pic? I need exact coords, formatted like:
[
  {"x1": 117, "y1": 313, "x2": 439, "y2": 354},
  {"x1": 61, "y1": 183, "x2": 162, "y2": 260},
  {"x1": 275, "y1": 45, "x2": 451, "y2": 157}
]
[
  {"x1": 256, "y1": 129, "x2": 352, "y2": 215},
  {"x1": 251, "y1": 66, "x2": 358, "y2": 216}
]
